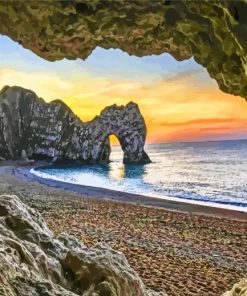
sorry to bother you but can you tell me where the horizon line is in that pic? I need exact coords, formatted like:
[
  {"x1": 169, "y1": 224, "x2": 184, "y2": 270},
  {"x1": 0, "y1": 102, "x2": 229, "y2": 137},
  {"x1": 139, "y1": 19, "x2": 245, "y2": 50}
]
[
  {"x1": 146, "y1": 138, "x2": 247, "y2": 145},
  {"x1": 110, "y1": 137, "x2": 247, "y2": 146}
]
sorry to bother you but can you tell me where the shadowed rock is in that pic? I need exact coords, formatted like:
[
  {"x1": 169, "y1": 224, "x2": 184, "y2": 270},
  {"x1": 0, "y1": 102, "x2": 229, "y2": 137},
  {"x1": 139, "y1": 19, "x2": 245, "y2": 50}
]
[
  {"x1": 0, "y1": 1, "x2": 247, "y2": 99},
  {"x1": 222, "y1": 279, "x2": 247, "y2": 296},
  {"x1": 0, "y1": 194, "x2": 166, "y2": 296},
  {"x1": 0, "y1": 86, "x2": 151, "y2": 164}
]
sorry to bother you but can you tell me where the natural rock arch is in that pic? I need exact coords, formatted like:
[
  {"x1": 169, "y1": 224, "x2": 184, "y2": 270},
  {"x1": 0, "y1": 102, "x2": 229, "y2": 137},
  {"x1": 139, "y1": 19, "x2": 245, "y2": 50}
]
[
  {"x1": 90, "y1": 103, "x2": 151, "y2": 164},
  {"x1": 0, "y1": 86, "x2": 151, "y2": 164}
]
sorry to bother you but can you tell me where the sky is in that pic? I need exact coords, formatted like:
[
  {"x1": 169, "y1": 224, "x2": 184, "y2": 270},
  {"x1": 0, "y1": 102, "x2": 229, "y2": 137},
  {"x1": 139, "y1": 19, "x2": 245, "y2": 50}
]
[{"x1": 0, "y1": 35, "x2": 247, "y2": 144}]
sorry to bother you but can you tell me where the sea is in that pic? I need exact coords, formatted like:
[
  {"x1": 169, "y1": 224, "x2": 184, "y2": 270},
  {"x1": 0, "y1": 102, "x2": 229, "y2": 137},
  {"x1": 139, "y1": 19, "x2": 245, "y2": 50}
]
[{"x1": 31, "y1": 139, "x2": 247, "y2": 211}]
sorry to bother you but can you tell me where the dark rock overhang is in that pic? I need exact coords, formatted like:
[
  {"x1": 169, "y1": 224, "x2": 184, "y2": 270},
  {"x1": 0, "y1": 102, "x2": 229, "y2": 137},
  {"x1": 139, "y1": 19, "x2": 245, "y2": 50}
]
[{"x1": 0, "y1": 1, "x2": 247, "y2": 99}]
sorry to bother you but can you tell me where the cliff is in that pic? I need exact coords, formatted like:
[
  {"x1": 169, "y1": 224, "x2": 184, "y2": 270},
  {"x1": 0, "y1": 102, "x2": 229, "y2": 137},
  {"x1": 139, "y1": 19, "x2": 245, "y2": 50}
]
[
  {"x1": 0, "y1": 86, "x2": 150, "y2": 164},
  {"x1": 0, "y1": 194, "x2": 166, "y2": 296}
]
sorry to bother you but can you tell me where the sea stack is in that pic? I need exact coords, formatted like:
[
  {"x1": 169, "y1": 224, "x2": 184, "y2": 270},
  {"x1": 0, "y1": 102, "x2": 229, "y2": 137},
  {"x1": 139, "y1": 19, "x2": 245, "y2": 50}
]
[{"x1": 0, "y1": 86, "x2": 151, "y2": 164}]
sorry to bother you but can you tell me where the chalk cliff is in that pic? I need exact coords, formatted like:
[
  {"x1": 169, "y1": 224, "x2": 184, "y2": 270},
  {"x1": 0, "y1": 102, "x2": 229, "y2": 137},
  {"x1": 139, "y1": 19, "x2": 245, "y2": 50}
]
[{"x1": 0, "y1": 86, "x2": 150, "y2": 164}]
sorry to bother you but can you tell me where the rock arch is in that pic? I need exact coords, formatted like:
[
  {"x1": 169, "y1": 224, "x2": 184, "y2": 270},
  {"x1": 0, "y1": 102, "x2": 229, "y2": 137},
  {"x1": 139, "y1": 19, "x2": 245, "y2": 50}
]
[
  {"x1": 88, "y1": 102, "x2": 151, "y2": 164},
  {"x1": 0, "y1": 86, "x2": 151, "y2": 164}
]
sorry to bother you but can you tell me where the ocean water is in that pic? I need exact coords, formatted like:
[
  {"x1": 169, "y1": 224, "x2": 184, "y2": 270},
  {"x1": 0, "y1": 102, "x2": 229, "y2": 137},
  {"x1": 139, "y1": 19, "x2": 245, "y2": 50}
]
[{"x1": 31, "y1": 140, "x2": 247, "y2": 211}]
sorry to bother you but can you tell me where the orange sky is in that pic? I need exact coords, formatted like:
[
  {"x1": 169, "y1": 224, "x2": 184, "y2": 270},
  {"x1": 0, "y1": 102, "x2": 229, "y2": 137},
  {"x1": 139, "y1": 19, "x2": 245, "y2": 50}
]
[
  {"x1": 61, "y1": 76, "x2": 247, "y2": 144},
  {"x1": 1, "y1": 67, "x2": 247, "y2": 144},
  {"x1": 1, "y1": 37, "x2": 247, "y2": 144}
]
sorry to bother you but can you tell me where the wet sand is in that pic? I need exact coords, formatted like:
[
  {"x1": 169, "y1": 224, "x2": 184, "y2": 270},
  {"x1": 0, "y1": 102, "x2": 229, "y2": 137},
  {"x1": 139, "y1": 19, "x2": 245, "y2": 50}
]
[{"x1": 0, "y1": 161, "x2": 246, "y2": 296}]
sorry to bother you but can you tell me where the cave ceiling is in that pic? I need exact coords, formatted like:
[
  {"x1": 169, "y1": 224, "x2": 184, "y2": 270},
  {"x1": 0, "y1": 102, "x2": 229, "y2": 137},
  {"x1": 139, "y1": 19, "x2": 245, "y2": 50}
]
[{"x1": 0, "y1": 1, "x2": 247, "y2": 99}]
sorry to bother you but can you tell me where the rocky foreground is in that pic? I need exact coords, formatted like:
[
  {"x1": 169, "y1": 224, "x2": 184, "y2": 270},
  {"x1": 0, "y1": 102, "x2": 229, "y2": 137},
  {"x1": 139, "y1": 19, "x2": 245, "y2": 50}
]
[
  {"x1": 223, "y1": 279, "x2": 247, "y2": 296},
  {"x1": 0, "y1": 194, "x2": 165, "y2": 296}
]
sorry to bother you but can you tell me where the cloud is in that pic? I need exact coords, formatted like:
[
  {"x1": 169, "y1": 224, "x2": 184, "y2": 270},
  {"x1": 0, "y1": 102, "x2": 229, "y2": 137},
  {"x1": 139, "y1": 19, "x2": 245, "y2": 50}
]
[
  {"x1": 162, "y1": 68, "x2": 203, "y2": 82},
  {"x1": 158, "y1": 118, "x2": 246, "y2": 128},
  {"x1": 0, "y1": 68, "x2": 73, "y2": 100},
  {"x1": 73, "y1": 81, "x2": 143, "y2": 99}
]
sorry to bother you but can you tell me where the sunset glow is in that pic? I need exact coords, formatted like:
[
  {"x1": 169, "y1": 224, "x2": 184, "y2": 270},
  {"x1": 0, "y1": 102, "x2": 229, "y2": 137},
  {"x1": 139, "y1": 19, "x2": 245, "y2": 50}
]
[{"x1": 1, "y1": 36, "x2": 247, "y2": 144}]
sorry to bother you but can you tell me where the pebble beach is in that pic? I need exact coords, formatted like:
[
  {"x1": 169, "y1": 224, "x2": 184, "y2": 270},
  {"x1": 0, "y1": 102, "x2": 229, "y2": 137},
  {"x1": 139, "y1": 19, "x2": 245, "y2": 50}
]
[{"x1": 0, "y1": 163, "x2": 246, "y2": 296}]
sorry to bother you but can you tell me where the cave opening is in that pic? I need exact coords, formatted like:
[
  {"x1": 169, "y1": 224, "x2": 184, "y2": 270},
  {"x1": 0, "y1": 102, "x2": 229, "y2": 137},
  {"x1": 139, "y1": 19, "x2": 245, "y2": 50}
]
[{"x1": 0, "y1": 3, "x2": 247, "y2": 296}]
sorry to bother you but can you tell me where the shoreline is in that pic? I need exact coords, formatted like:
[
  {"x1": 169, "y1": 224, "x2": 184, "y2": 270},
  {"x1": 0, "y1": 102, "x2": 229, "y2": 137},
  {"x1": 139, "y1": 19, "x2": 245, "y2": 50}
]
[
  {"x1": 11, "y1": 161, "x2": 247, "y2": 221},
  {"x1": 0, "y1": 160, "x2": 247, "y2": 295}
]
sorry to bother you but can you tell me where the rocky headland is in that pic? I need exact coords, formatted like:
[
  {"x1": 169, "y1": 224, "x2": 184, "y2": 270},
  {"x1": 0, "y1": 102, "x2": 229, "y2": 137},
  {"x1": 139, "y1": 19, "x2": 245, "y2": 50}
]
[{"x1": 0, "y1": 86, "x2": 150, "y2": 164}]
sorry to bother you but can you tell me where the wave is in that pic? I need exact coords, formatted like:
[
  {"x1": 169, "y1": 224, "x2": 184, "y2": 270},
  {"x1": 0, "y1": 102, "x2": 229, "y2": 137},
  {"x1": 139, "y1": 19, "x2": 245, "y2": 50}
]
[{"x1": 30, "y1": 166, "x2": 247, "y2": 212}]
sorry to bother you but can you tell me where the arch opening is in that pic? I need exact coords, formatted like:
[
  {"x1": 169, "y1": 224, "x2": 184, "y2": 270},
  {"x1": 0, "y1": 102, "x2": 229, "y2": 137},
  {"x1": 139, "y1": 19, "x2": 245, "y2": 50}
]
[
  {"x1": 109, "y1": 134, "x2": 124, "y2": 163},
  {"x1": 107, "y1": 134, "x2": 126, "y2": 181}
]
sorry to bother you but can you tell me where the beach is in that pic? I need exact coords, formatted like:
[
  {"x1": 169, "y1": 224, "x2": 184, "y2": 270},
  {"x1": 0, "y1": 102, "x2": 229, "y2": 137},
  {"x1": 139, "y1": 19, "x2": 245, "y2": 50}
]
[{"x1": 0, "y1": 162, "x2": 246, "y2": 296}]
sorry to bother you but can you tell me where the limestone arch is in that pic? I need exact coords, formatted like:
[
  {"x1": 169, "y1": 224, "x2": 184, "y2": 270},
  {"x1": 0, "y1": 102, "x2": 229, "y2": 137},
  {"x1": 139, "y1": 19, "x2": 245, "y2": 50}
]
[
  {"x1": 87, "y1": 102, "x2": 151, "y2": 164},
  {"x1": 0, "y1": 86, "x2": 151, "y2": 164},
  {"x1": 108, "y1": 134, "x2": 124, "y2": 161}
]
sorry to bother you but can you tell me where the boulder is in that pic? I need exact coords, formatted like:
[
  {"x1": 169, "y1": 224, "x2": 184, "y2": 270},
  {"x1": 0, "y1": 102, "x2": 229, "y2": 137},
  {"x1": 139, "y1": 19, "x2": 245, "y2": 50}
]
[
  {"x1": 222, "y1": 279, "x2": 247, "y2": 296},
  {"x1": 0, "y1": 194, "x2": 166, "y2": 296},
  {"x1": 0, "y1": 86, "x2": 150, "y2": 164}
]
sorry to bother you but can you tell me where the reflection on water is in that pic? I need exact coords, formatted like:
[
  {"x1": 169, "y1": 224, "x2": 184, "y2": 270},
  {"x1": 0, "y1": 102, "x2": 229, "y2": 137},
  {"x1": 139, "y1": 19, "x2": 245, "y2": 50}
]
[
  {"x1": 108, "y1": 162, "x2": 125, "y2": 180},
  {"x1": 108, "y1": 161, "x2": 147, "y2": 181},
  {"x1": 31, "y1": 140, "x2": 247, "y2": 210},
  {"x1": 109, "y1": 144, "x2": 148, "y2": 180}
]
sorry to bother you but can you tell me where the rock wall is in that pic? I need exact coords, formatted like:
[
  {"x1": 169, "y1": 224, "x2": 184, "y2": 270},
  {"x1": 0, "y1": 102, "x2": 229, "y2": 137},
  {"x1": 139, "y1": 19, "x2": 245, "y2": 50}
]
[
  {"x1": 0, "y1": 1, "x2": 247, "y2": 99},
  {"x1": 0, "y1": 85, "x2": 150, "y2": 164},
  {"x1": 0, "y1": 194, "x2": 166, "y2": 296}
]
